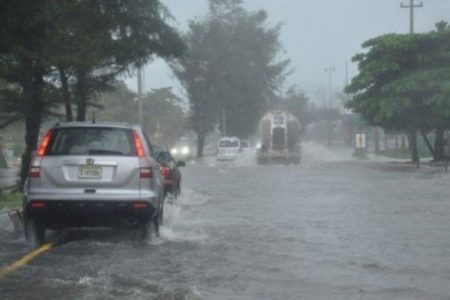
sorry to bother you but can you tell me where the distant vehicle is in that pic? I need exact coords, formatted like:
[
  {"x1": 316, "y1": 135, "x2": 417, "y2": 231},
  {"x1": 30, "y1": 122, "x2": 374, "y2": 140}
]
[
  {"x1": 239, "y1": 140, "x2": 251, "y2": 152},
  {"x1": 153, "y1": 145, "x2": 185, "y2": 198},
  {"x1": 170, "y1": 136, "x2": 196, "y2": 160},
  {"x1": 217, "y1": 137, "x2": 241, "y2": 161},
  {"x1": 256, "y1": 110, "x2": 301, "y2": 164},
  {"x1": 23, "y1": 122, "x2": 165, "y2": 244}
]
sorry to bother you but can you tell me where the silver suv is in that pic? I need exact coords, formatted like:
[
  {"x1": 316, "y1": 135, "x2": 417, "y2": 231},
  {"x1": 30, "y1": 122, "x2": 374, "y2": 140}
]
[{"x1": 23, "y1": 122, "x2": 164, "y2": 244}]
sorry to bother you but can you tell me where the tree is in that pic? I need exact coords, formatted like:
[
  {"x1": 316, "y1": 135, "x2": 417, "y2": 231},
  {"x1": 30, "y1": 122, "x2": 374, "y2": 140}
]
[
  {"x1": 171, "y1": 0, "x2": 289, "y2": 157},
  {"x1": 97, "y1": 82, "x2": 187, "y2": 146},
  {"x1": 141, "y1": 87, "x2": 187, "y2": 147},
  {"x1": 346, "y1": 23, "x2": 450, "y2": 162},
  {"x1": 50, "y1": 0, "x2": 185, "y2": 122},
  {"x1": 0, "y1": 0, "x2": 184, "y2": 188},
  {"x1": 281, "y1": 86, "x2": 310, "y2": 133},
  {"x1": 0, "y1": 1, "x2": 58, "y2": 186}
]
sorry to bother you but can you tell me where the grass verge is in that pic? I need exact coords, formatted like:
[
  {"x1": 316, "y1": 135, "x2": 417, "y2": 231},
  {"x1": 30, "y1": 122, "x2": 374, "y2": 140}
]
[
  {"x1": 0, "y1": 192, "x2": 22, "y2": 210},
  {"x1": 376, "y1": 148, "x2": 411, "y2": 159}
]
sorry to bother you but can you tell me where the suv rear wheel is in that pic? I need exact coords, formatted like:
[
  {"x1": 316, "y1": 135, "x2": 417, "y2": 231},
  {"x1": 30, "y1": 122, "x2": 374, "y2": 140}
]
[
  {"x1": 141, "y1": 219, "x2": 154, "y2": 240},
  {"x1": 25, "y1": 217, "x2": 45, "y2": 245},
  {"x1": 142, "y1": 211, "x2": 162, "y2": 240}
]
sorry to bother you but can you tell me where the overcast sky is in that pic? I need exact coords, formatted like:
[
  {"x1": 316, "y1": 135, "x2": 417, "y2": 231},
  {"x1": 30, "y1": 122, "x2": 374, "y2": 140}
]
[{"x1": 127, "y1": 0, "x2": 450, "y2": 104}]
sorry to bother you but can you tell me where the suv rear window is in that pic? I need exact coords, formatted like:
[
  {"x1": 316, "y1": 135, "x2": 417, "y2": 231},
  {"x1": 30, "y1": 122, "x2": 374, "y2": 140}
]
[
  {"x1": 47, "y1": 127, "x2": 136, "y2": 156},
  {"x1": 219, "y1": 140, "x2": 239, "y2": 148}
]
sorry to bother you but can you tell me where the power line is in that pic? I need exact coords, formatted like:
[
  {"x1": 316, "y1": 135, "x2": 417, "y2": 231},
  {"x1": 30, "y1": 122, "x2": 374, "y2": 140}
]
[{"x1": 400, "y1": 0, "x2": 424, "y2": 34}]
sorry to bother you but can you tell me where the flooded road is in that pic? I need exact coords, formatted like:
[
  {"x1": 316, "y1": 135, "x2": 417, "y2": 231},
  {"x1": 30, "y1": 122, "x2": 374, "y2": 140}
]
[{"x1": 1, "y1": 147, "x2": 450, "y2": 300}]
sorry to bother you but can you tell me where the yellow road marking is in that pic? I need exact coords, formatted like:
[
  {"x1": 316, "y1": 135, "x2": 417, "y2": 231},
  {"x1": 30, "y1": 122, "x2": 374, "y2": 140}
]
[{"x1": 0, "y1": 242, "x2": 54, "y2": 280}]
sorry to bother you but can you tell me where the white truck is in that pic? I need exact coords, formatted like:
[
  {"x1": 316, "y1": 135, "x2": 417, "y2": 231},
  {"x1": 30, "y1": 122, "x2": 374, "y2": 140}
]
[{"x1": 256, "y1": 110, "x2": 301, "y2": 165}]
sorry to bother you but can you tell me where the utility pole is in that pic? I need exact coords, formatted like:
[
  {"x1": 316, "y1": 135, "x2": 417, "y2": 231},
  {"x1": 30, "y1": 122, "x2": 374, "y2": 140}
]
[
  {"x1": 345, "y1": 62, "x2": 349, "y2": 88},
  {"x1": 401, "y1": 0, "x2": 423, "y2": 34},
  {"x1": 401, "y1": 0, "x2": 423, "y2": 167},
  {"x1": 137, "y1": 67, "x2": 143, "y2": 126},
  {"x1": 222, "y1": 107, "x2": 226, "y2": 136},
  {"x1": 324, "y1": 67, "x2": 335, "y2": 108},
  {"x1": 324, "y1": 67, "x2": 335, "y2": 146}
]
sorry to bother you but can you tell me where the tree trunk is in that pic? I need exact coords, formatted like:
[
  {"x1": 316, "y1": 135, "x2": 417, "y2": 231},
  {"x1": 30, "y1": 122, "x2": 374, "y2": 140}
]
[
  {"x1": 409, "y1": 130, "x2": 419, "y2": 163},
  {"x1": 0, "y1": 145, "x2": 8, "y2": 168},
  {"x1": 196, "y1": 133, "x2": 205, "y2": 158},
  {"x1": 59, "y1": 67, "x2": 73, "y2": 121},
  {"x1": 434, "y1": 128, "x2": 445, "y2": 161},
  {"x1": 383, "y1": 131, "x2": 389, "y2": 150},
  {"x1": 20, "y1": 115, "x2": 41, "y2": 188},
  {"x1": 75, "y1": 69, "x2": 88, "y2": 121},
  {"x1": 20, "y1": 65, "x2": 45, "y2": 189},
  {"x1": 395, "y1": 135, "x2": 399, "y2": 149}
]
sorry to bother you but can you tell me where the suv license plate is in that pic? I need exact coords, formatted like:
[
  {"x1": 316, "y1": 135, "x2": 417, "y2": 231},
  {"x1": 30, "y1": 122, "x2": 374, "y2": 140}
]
[{"x1": 79, "y1": 166, "x2": 102, "y2": 179}]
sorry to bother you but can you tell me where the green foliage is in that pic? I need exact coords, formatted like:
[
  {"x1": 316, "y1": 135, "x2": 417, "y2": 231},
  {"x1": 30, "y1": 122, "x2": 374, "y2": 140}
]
[
  {"x1": 171, "y1": 0, "x2": 289, "y2": 156},
  {"x1": 281, "y1": 86, "x2": 310, "y2": 130},
  {"x1": 346, "y1": 22, "x2": 450, "y2": 160},
  {"x1": 97, "y1": 82, "x2": 187, "y2": 146},
  {"x1": 0, "y1": 192, "x2": 22, "y2": 210},
  {"x1": 376, "y1": 148, "x2": 411, "y2": 159},
  {"x1": 0, "y1": 0, "x2": 185, "y2": 187},
  {"x1": 141, "y1": 88, "x2": 187, "y2": 146},
  {"x1": 50, "y1": 0, "x2": 185, "y2": 121}
]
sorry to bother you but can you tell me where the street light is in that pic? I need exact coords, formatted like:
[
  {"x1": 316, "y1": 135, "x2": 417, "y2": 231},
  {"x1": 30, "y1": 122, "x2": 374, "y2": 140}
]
[{"x1": 324, "y1": 67, "x2": 335, "y2": 108}]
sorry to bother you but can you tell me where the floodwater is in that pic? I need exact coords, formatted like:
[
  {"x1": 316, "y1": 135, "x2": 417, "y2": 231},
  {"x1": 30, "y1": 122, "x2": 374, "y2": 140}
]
[{"x1": 1, "y1": 143, "x2": 450, "y2": 300}]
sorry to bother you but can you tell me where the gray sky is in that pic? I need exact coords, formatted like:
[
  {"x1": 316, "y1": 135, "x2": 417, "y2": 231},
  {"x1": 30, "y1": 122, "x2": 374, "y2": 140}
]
[{"x1": 127, "y1": 0, "x2": 450, "y2": 104}]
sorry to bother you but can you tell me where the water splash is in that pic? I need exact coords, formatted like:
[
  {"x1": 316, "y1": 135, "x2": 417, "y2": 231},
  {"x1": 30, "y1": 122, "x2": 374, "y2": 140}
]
[{"x1": 302, "y1": 141, "x2": 353, "y2": 162}]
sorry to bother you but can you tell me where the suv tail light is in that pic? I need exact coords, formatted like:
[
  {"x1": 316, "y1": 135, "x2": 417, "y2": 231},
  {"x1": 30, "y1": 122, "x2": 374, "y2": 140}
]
[
  {"x1": 37, "y1": 128, "x2": 55, "y2": 156},
  {"x1": 28, "y1": 128, "x2": 54, "y2": 178},
  {"x1": 140, "y1": 167, "x2": 153, "y2": 179},
  {"x1": 29, "y1": 166, "x2": 41, "y2": 178},
  {"x1": 133, "y1": 202, "x2": 150, "y2": 209},
  {"x1": 160, "y1": 166, "x2": 171, "y2": 178},
  {"x1": 30, "y1": 201, "x2": 45, "y2": 208},
  {"x1": 132, "y1": 130, "x2": 146, "y2": 157}
]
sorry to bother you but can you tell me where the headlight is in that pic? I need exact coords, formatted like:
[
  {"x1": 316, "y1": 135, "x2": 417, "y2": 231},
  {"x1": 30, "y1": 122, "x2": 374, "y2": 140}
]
[
  {"x1": 171, "y1": 148, "x2": 178, "y2": 155},
  {"x1": 181, "y1": 146, "x2": 190, "y2": 155}
]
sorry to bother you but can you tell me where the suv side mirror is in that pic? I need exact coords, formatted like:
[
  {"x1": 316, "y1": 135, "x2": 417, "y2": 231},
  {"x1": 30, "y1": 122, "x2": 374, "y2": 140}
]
[{"x1": 176, "y1": 161, "x2": 186, "y2": 167}]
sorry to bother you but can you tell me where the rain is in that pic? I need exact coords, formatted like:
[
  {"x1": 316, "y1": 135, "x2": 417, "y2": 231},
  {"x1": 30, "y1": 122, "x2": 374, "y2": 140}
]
[{"x1": 1, "y1": 1, "x2": 450, "y2": 300}]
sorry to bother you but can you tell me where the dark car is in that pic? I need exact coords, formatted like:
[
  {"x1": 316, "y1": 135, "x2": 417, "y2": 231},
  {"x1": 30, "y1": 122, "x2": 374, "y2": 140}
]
[{"x1": 153, "y1": 145, "x2": 185, "y2": 198}]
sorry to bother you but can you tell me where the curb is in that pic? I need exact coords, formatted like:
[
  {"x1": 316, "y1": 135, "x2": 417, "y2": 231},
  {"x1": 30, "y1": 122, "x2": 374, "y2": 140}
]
[{"x1": 0, "y1": 208, "x2": 23, "y2": 236}]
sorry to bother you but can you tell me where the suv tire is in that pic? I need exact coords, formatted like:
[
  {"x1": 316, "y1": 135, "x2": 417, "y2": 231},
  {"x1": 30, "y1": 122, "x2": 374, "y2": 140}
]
[{"x1": 25, "y1": 217, "x2": 45, "y2": 246}]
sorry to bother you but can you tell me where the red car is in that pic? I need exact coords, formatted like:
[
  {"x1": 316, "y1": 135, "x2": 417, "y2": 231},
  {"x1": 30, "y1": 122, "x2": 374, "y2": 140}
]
[{"x1": 153, "y1": 145, "x2": 185, "y2": 198}]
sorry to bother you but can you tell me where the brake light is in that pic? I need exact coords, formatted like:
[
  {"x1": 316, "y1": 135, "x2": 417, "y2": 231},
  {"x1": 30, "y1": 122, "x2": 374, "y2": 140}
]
[
  {"x1": 29, "y1": 166, "x2": 41, "y2": 178},
  {"x1": 140, "y1": 167, "x2": 153, "y2": 179},
  {"x1": 30, "y1": 201, "x2": 45, "y2": 208},
  {"x1": 160, "y1": 166, "x2": 171, "y2": 178},
  {"x1": 133, "y1": 202, "x2": 150, "y2": 209},
  {"x1": 132, "y1": 130, "x2": 146, "y2": 157},
  {"x1": 37, "y1": 128, "x2": 55, "y2": 156}
]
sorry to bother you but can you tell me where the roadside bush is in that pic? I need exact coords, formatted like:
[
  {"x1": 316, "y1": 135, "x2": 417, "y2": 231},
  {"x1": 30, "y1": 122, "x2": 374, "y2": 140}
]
[{"x1": 0, "y1": 192, "x2": 22, "y2": 210}]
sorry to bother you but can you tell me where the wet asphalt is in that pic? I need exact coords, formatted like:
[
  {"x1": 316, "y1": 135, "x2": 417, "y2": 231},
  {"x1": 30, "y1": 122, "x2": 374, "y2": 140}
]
[{"x1": 1, "y1": 147, "x2": 450, "y2": 300}]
